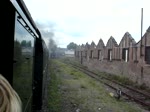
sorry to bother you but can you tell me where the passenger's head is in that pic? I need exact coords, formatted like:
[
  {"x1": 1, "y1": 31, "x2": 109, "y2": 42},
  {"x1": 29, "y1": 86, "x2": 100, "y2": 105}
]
[{"x1": 0, "y1": 74, "x2": 22, "y2": 112}]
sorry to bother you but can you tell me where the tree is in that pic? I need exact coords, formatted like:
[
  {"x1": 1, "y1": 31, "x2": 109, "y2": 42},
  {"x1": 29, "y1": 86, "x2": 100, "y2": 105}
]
[
  {"x1": 67, "y1": 42, "x2": 77, "y2": 50},
  {"x1": 21, "y1": 40, "x2": 26, "y2": 47},
  {"x1": 21, "y1": 40, "x2": 32, "y2": 47},
  {"x1": 26, "y1": 41, "x2": 31, "y2": 47}
]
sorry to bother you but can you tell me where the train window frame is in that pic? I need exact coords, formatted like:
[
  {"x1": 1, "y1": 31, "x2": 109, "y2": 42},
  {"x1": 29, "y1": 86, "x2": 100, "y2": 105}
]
[
  {"x1": 1, "y1": 1, "x2": 47, "y2": 111},
  {"x1": 13, "y1": 9, "x2": 36, "y2": 112},
  {"x1": 10, "y1": 0, "x2": 39, "y2": 39}
]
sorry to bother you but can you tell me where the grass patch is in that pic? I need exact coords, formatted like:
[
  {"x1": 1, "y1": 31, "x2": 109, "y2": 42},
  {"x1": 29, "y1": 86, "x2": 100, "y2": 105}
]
[
  {"x1": 108, "y1": 74, "x2": 134, "y2": 85},
  {"x1": 70, "y1": 72, "x2": 75, "y2": 75},
  {"x1": 47, "y1": 61, "x2": 61, "y2": 112},
  {"x1": 80, "y1": 84, "x2": 87, "y2": 89}
]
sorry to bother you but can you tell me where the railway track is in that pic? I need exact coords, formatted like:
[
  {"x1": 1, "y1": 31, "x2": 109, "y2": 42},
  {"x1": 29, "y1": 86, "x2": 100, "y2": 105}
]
[{"x1": 64, "y1": 62, "x2": 150, "y2": 111}]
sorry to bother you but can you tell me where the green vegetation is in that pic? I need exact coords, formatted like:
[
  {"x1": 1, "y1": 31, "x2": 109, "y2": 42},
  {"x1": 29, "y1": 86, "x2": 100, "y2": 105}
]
[
  {"x1": 47, "y1": 59, "x2": 145, "y2": 112},
  {"x1": 104, "y1": 73, "x2": 134, "y2": 85},
  {"x1": 47, "y1": 61, "x2": 61, "y2": 112},
  {"x1": 67, "y1": 42, "x2": 77, "y2": 50}
]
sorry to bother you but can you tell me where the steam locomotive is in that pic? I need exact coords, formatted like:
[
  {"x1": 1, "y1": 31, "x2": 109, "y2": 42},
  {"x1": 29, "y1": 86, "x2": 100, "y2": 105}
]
[{"x1": 0, "y1": 0, "x2": 49, "y2": 111}]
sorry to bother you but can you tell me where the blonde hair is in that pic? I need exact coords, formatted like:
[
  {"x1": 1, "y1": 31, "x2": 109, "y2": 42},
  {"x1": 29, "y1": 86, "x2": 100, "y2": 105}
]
[{"x1": 0, "y1": 74, "x2": 22, "y2": 112}]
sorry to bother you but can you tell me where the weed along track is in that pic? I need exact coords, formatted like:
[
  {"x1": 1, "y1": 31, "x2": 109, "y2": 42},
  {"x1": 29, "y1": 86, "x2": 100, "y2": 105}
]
[
  {"x1": 48, "y1": 59, "x2": 149, "y2": 112},
  {"x1": 63, "y1": 61, "x2": 150, "y2": 111}
]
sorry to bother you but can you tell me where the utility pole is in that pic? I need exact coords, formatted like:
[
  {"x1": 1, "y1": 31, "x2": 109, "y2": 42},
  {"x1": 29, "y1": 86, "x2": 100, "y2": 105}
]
[
  {"x1": 140, "y1": 8, "x2": 143, "y2": 57},
  {"x1": 140, "y1": 8, "x2": 144, "y2": 81}
]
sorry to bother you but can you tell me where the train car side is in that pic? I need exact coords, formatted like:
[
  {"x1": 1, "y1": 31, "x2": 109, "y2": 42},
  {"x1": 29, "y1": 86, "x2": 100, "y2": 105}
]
[{"x1": 0, "y1": 0, "x2": 49, "y2": 111}]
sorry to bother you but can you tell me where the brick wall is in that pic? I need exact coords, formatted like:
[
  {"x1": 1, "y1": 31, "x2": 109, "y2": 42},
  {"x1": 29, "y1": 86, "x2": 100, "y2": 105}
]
[{"x1": 75, "y1": 27, "x2": 150, "y2": 88}]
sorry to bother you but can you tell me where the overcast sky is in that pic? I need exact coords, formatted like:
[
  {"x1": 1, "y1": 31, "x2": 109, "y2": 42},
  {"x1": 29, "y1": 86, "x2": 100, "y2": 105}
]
[{"x1": 23, "y1": 0, "x2": 150, "y2": 48}]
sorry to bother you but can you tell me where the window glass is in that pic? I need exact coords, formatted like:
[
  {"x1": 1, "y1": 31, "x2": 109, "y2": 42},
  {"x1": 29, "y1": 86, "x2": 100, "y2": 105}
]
[{"x1": 13, "y1": 13, "x2": 34, "y2": 112}]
